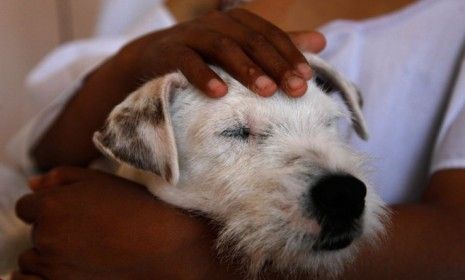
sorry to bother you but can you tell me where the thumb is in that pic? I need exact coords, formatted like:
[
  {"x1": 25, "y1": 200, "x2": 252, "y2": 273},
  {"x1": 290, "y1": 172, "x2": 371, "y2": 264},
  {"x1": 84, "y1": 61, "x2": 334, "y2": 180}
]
[{"x1": 288, "y1": 31, "x2": 326, "y2": 53}]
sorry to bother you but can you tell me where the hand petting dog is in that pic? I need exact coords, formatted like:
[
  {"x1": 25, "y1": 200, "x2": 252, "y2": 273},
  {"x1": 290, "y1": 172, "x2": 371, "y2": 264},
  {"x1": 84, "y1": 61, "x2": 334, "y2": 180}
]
[
  {"x1": 32, "y1": 9, "x2": 325, "y2": 171},
  {"x1": 118, "y1": 8, "x2": 325, "y2": 97}
]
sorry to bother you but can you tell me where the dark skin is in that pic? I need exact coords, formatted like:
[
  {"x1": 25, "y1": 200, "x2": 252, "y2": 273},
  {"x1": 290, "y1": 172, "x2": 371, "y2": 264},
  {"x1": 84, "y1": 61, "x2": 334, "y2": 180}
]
[
  {"x1": 13, "y1": 168, "x2": 465, "y2": 279},
  {"x1": 14, "y1": 167, "x2": 239, "y2": 280},
  {"x1": 32, "y1": 9, "x2": 326, "y2": 171},
  {"x1": 13, "y1": 6, "x2": 465, "y2": 280},
  {"x1": 15, "y1": 8, "x2": 326, "y2": 279}
]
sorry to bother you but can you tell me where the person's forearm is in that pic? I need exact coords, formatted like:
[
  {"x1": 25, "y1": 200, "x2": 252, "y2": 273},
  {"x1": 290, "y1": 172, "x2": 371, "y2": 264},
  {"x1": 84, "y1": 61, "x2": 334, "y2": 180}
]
[
  {"x1": 204, "y1": 202, "x2": 465, "y2": 280},
  {"x1": 258, "y1": 201, "x2": 465, "y2": 280},
  {"x1": 341, "y1": 171, "x2": 465, "y2": 279},
  {"x1": 262, "y1": 171, "x2": 465, "y2": 280},
  {"x1": 32, "y1": 50, "x2": 140, "y2": 171},
  {"x1": 340, "y1": 202, "x2": 465, "y2": 279}
]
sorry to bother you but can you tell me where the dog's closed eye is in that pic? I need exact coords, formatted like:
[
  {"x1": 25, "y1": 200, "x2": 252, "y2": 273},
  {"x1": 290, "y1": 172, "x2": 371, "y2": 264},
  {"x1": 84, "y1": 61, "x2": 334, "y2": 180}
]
[
  {"x1": 220, "y1": 126, "x2": 250, "y2": 140},
  {"x1": 220, "y1": 125, "x2": 273, "y2": 145}
]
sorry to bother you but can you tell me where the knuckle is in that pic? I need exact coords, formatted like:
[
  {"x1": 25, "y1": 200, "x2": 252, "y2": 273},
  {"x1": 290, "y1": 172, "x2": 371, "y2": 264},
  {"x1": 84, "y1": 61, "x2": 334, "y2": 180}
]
[
  {"x1": 48, "y1": 167, "x2": 68, "y2": 182},
  {"x1": 245, "y1": 33, "x2": 269, "y2": 51},
  {"x1": 270, "y1": 61, "x2": 291, "y2": 78},
  {"x1": 176, "y1": 47, "x2": 195, "y2": 61},
  {"x1": 268, "y1": 26, "x2": 290, "y2": 42},
  {"x1": 211, "y1": 36, "x2": 237, "y2": 54},
  {"x1": 156, "y1": 43, "x2": 181, "y2": 66},
  {"x1": 156, "y1": 38, "x2": 176, "y2": 51},
  {"x1": 238, "y1": 63, "x2": 259, "y2": 79},
  {"x1": 176, "y1": 49, "x2": 202, "y2": 70},
  {"x1": 179, "y1": 22, "x2": 202, "y2": 37}
]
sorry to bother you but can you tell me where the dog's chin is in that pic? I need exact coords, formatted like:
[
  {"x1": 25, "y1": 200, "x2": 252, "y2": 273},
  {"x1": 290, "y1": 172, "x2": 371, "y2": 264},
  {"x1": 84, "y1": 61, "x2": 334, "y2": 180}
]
[
  {"x1": 268, "y1": 236, "x2": 360, "y2": 279},
  {"x1": 216, "y1": 222, "x2": 361, "y2": 278},
  {"x1": 312, "y1": 234, "x2": 355, "y2": 251}
]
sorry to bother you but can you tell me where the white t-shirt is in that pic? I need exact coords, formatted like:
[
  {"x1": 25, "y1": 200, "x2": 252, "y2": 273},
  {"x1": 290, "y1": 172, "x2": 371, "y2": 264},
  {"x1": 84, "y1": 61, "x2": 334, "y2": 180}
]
[{"x1": 6, "y1": 0, "x2": 465, "y2": 205}]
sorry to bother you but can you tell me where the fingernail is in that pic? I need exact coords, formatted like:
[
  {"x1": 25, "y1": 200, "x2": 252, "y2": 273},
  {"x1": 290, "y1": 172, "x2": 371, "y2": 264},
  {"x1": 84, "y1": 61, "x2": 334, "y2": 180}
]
[
  {"x1": 296, "y1": 63, "x2": 312, "y2": 80},
  {"x1": 254, "y1": 75, "x2": 277, "y2": 96},
  {"x1": 28, "y1": 175, "x2": 43, "y2": 190},
  {"x1": 287, "y1": 75, "x2": 306, "y2": 91},
  {"x1": 207, "y1": 79, "x2": 227, "y2": 97}
]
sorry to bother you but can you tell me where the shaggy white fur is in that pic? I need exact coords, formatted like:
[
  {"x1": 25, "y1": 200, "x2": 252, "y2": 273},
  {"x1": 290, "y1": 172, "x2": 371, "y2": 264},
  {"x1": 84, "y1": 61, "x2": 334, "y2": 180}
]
[
  {"x1": 93, "y1": 53, "x2": 388, "y2": 277},
  {"x1": 0, "y1": 54, "x2": 388, "y2": 279}
]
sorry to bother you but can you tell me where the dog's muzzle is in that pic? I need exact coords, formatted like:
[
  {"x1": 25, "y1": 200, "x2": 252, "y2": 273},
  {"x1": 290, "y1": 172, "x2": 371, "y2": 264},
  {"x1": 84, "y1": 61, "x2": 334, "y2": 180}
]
[{"x1": 308, "y1": 174, "x2": 366, "y2": 251}]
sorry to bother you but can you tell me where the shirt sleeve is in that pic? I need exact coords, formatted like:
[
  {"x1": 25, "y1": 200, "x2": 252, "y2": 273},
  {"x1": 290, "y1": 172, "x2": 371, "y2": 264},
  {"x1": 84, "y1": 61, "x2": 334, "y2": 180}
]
[
  {"x1": 430, "y1": 52, "x2": 465, "y2": 174},
  {"x1": 5, "y1": 38, "x2": 126, "y2": 175},
  {"x1": 5, "y1": 3, "x2": 177, "y2": 176},
  {"x1": 7, "y1": 78, "x2": 84, "y2": 174}
]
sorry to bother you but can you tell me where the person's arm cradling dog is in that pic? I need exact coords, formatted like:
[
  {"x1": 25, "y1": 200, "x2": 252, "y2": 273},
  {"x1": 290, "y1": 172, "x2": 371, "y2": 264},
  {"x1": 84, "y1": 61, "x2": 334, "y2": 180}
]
[{"x1": 13, "y1": 168, "x2": 465, "y2": 279}]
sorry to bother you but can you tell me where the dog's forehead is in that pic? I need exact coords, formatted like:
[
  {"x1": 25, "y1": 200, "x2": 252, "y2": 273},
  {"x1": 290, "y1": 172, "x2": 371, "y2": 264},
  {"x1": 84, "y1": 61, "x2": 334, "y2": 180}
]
[
  {"x1": 200, "y1": 72, "x2": 343, "y2": 123},
  {"x1": 169, "y1": 68, "x2": 347, "y2": 140}
]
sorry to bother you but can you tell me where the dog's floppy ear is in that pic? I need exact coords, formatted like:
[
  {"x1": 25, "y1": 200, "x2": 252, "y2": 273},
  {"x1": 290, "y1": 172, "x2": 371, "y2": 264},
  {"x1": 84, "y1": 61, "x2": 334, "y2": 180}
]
[
  {"x1": 305, "y1": 53, "x2": 369, "y2": 140},
  {"x1": 93, "y1": 73, "x2": 187, "y2": 185}
]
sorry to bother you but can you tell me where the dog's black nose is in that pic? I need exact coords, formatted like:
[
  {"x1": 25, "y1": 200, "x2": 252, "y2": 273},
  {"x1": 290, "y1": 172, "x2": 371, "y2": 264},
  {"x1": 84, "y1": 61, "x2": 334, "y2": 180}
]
[
  {"x1": 310, "y1": 174, "x2": 366, "y2": 251},
  {"x1": 310, "y1": 174, "x2": 366, "y2": 223}
]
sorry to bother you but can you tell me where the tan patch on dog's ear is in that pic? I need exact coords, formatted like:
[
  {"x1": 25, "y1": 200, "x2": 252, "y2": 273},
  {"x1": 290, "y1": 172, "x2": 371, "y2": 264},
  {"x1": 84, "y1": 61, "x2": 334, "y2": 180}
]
[
  {"x1": 164, "y1": 165, "x2": 172, "y2": 184},
  {"x1": 305, "y1": 53, "x2": 369, "y2": 140},
  {"x1": 93, "y1": 73, "x2": 188, "y2": 185}
]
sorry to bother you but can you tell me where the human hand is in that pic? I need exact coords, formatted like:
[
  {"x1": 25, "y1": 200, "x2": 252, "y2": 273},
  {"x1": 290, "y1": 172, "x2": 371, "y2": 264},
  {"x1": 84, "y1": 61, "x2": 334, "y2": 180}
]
[
  {"x1": 31, "y1": 8, "x2": 326, "y2": 170},
  {"x1": 115, "y1": 8, "x2": 326, "y2": 97},
  {"x1": 14, "y1": 167, "x2": 233, "y2": 280}
]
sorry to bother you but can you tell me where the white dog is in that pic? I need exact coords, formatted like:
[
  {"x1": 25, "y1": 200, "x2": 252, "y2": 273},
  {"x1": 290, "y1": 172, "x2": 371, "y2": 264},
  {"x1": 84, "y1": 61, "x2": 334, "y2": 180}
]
[{"x1": 92, "y1": 53, "x2": 388, "y2": 278}]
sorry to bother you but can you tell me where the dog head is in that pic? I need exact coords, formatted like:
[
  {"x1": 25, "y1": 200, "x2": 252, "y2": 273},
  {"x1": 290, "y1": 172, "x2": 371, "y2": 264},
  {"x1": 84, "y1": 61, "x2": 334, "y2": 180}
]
[{"x1": 94, "y1": 54, "x2": 387, "y2": 276}]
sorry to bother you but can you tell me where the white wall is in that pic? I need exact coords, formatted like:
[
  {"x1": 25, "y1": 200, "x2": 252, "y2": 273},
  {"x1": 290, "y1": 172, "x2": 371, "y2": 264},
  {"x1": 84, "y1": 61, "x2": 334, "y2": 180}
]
[{"x1": 0, "y1": 0, "x2": 101, "y2": 164}]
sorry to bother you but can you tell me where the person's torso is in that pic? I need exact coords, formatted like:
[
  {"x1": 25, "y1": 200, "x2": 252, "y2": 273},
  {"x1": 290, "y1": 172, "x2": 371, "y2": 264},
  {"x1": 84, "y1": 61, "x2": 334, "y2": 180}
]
[{"x1": 318, "y1": 0, "x2": 465, "y2": 203}]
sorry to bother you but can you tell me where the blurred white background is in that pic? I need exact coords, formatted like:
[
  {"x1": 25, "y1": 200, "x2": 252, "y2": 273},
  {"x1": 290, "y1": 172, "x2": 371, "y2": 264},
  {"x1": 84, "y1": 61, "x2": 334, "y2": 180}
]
[{"x1": 0, "y1": 0, "x2": 101, "y2": 163}]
